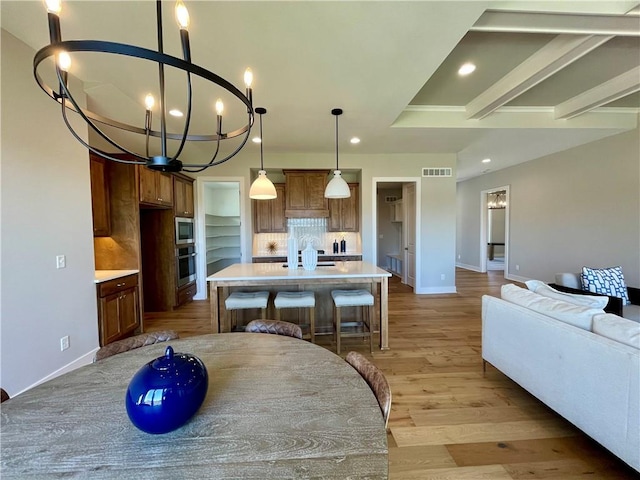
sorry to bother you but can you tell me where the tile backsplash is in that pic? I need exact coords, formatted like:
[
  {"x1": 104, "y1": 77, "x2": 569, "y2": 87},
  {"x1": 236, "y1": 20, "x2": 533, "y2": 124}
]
[{"x1": 253, "y1": 218, "x2": 361, "y2": 256}]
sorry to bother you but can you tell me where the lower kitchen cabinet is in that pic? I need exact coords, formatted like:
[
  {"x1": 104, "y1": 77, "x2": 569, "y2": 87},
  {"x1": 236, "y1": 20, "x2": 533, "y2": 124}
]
[
  {"x1": 176, "y1": 280, "x2": 197, "y2": 307},
  {"x1": 97, "y1": 274, "x2": 140, "y2": 346}
]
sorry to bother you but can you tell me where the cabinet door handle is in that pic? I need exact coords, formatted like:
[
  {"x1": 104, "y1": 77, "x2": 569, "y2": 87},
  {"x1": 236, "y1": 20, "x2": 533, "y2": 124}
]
[{"x1": 116, "y1": 282, "x2": 125, "y2": 287}]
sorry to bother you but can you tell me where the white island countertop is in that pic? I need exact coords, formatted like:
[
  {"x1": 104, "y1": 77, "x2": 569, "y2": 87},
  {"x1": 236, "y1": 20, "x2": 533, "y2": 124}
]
[
  {"x1": 207, "y1": 261, "x2": 390, "y2": 282},
  {"x1": 94, "y1": 269, "x2": 140, "y2": 283}
]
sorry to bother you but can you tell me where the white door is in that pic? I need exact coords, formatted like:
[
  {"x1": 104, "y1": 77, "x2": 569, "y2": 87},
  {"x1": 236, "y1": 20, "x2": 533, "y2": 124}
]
[{"x1": 404, "y1": 183, "x2": 416, "y2": 288}]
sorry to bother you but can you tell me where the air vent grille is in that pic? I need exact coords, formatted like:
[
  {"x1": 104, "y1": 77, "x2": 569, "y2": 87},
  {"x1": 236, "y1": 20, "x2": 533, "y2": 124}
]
[{"x1": 422, "y1": 167, "x2": 452, "y2": 177}]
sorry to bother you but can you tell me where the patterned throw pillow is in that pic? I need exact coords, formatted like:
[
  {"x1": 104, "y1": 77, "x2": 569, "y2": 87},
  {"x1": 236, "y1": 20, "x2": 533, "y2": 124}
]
[{"x1": 581, "y1": 266, "x2": 630, "y2": 306}]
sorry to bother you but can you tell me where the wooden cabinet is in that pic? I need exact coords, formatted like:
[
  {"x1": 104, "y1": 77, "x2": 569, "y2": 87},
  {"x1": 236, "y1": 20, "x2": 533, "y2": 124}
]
[
  {"x1": 176, "y1": 280, "x2": 197, "y2": 307},
  {"x1": 254, "y1": 184, "x2": 286, "y2": 233},
  {"x1": 174, "y1": 175, "x2": 194, "y2": 217},
  {"x1": 89, "y1": 155, "x2": 111, "y2": 237},
  {"x1": 138, "y1": 166, "x2": 173, "y2": 207},
  {"x1": 283, "y1": 170, "x2": 329, "y2": 218},
  {"x1": 328, "y1": 183, "x2": 359, "y2": 232},
  {"x1": 97, "y1": 274, "x2": 140, "y2": 346}
]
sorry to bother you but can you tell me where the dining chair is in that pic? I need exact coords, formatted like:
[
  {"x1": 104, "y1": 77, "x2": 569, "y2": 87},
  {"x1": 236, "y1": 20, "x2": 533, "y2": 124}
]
[
  {"x1": 345, "y1": 351, "x2": 392, "y2": 429},
  {"x1": 245, "y1": 319, "x2": 303, "y2": 340},
  {"x1": 94, "y1": 330, "x2": 179, "y2": 361},
  {"x1": 1, "y1": 388, "x2": 10, "y2": 403}
]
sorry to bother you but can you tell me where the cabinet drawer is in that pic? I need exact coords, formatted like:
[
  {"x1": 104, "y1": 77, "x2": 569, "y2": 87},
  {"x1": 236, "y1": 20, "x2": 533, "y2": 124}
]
[
  {"x1": 176, "y1": 281, "x2": 197, "y2": 307},
  {"x1": 98, "y1": 274, "x2": 139, "y2": 297}
]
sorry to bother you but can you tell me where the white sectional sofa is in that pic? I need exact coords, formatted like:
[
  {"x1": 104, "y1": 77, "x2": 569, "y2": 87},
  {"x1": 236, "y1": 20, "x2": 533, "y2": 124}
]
[{"x1": 482, "y1": 285, "x2": 640, "y2": 472}]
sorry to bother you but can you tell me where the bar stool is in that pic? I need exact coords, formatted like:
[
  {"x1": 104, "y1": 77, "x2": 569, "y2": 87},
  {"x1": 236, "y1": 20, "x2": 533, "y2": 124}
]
[
  {"x1": 225, "y1": 291, "x2": 270, "y2": 332},
  {"x1": 331, "y1": 289, "x2": 374, "y2": 354},
  {"x1": 274, "y1": 291, "x2": 316, "y2": 343}
]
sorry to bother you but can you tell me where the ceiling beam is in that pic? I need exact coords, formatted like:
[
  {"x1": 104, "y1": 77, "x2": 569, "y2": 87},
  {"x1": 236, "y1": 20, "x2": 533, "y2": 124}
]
[
  {"x1": 471, "y1": 10, "x2": 640, "y2": 36},
  {"x1": 555, "y1": 66, "x2": 640, "y2": 119},
  {"x1": 465, "y1": 34, "x2": 613, "y2": 120}
]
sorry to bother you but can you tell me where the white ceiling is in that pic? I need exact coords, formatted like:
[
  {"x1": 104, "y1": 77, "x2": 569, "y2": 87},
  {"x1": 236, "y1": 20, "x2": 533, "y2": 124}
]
[{"x1": 2, "y1": 1, "x2": 639, "y2": 180}]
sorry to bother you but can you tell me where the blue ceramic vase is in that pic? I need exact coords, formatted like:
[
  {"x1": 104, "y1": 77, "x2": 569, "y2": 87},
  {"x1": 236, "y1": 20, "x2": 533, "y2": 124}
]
[{"x1": 125, "y1": 345, "x2": 208, "y2": 434}]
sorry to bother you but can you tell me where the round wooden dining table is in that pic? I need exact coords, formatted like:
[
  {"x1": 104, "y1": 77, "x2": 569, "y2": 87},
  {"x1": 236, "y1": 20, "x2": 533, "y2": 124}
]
[{"x1": 0, "y1": 333, "x2": 388, "y2": 479}]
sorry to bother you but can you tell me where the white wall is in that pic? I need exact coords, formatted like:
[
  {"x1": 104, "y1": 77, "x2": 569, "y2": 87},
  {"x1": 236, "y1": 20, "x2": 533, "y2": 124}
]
[
  {"x1": 1, "y1": 31, "x2": 99, "y2": 396},
  {"x1": 456, "y1": 127, "x2": 640, "y2": 287}
]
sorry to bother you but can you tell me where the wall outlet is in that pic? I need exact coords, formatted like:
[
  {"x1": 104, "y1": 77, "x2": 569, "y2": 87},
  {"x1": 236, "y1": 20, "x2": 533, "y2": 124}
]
[
  {"x1": 60, "y1": 335, "x2": 70, "y2": 351},
  {"x1": 56, "y1": 255, "x2": 66, "y2": 269},
  {"x1": 457, "y1": 254, "x2": 461, "y2": 260},
  {"x1": 515, "y1": 264, "x2": 520, "y2": 271},
  {"x1": 440, "y1": 274, "x2": 445, "y2": 280}
]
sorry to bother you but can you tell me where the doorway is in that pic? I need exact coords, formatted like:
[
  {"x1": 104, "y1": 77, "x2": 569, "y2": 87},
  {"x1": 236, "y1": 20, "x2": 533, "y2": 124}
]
[
  {"x1": 194, "y1": 177, "x2": 247, "y2": 300},
  {"x1": 373, "y1": 178, "x2": 420, "y2": 291},
  {"x1": 480, "y1": 186, "x2": 510, "y2": 275}
]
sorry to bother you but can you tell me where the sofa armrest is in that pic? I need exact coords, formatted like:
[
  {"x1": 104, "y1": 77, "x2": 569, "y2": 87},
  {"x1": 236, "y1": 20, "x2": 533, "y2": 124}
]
[{"x1": 548, "y1": 283, "x2": 622, "y2": 316}]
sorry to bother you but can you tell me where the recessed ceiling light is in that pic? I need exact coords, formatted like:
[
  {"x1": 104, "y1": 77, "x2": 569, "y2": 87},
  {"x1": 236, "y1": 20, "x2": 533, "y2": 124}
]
[
  {"x1": 252, "y1": 137, "x2": 261, "y2": 143},
  {"x1": 350, "y1": 137, "x2": 360, "y2": 144},
  {"x1": 169, "y1": 109, "x2": 183, "y2": 117},
  {"x1": 458, "y1": 62, "x2": 476, "y2": 76},
  {"x1": 482, "y1": 158, "x2": 491, "y2": 163}
]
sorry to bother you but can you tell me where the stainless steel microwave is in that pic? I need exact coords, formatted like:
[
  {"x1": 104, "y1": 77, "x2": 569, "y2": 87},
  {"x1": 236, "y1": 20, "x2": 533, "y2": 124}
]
[{"x1": 175, "y1": 217, "x2": 195, "y2": 245}]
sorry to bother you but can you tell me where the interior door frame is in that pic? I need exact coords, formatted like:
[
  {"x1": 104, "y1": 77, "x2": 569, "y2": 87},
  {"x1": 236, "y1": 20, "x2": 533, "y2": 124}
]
[
  {"x1": 479, "y1": 185, "x2": 510, "y2": 274},
  {"x1": 372, "y1": 177, "x2": 421, "y2": 292},
  {"x1": 193, "y1": 176, "x2": 247, "y2": 300}
]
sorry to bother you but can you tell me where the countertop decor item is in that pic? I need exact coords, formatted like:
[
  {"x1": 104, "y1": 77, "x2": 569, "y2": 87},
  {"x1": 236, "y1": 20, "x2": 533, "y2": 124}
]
[
  {"x1": 302, "y1": 243, "x2": 318, "y2": 271},
  {"x1": 125, "y1": 345, "x2": 208, "y2": 434},
  {"x1": 266, "y1": 241, "x2": 278, "y2": 254},
  {"x1": 34, "y1": 0, "x2": 255, "y2": 173}
]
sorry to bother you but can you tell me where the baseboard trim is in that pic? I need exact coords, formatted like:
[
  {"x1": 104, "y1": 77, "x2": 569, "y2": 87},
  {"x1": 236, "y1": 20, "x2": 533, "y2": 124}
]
[
  {"x1": 415, "y1": 286, "x2": 457, "y2": 294},
  {"x1": 14, "y1": 349, "x2": 98, "y2": 397},
  {"x1": 456, "y1": 262, "x2": 482, "y2": 272},
  {"x1": 505, "y1": 272, "x2": 530, "y2": 283}
]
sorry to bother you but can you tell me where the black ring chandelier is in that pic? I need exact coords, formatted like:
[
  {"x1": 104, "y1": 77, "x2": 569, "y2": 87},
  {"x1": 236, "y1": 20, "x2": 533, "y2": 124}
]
[{"x1": 34, "y1": 0, "x2": 255, "y2": 173}]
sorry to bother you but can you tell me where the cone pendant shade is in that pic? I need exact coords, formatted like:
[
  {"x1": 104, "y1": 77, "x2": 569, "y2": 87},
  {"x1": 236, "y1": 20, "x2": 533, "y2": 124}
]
[
  {"x1": 325, "y1": 170, "x2": 350, "y2": 198},
  {"x1": 250, "y1": 170, "x2": 277, "y2": 199},
  {"x1": 325, "y1": 108, "x2": 351, "y2": 199}
]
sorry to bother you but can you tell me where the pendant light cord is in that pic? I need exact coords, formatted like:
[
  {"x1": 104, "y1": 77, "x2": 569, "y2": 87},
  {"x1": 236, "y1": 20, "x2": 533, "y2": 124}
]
[
  {"x1": 335, "y1": 113, "x2": 339, "y2": 170},
  {"x1": 259, "y1": 111, "x2": 264, "y2": 170}
]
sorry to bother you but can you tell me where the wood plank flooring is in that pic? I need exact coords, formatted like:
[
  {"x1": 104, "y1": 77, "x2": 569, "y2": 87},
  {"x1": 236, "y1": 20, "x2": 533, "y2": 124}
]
[{"x1": 144, "y1": 268, "x2": 639, "y2": 479}]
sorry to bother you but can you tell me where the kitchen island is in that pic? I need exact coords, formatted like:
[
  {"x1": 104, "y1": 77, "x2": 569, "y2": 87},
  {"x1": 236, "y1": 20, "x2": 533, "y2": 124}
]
[{"x1": 207, "y1": 261, "x2": 392, "y2": 350}]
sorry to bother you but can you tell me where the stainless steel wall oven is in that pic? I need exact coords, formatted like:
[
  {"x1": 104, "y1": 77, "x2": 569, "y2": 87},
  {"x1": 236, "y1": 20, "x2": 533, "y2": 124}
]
[{"x1": 176, "y1": 244, "x2": 197, "y2": 287}]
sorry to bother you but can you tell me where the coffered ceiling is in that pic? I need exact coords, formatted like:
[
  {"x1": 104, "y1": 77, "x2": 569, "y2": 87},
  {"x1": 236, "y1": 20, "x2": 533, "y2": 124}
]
[{"x1": 2, "y1": 1, "x2": 639, "y2": 181}]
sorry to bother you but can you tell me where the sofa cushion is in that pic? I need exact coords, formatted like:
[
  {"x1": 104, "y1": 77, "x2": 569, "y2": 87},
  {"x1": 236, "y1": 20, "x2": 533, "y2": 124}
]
[
  {"x1": 555, "y1": 272, "x2": 582, "y2": 290},
  {"x1": 592, "y1": 313, "x2": 640, "y2": 349},
  {"x1": 581, "y1": 266, "x2": 630, "y2": 306},
  {"x1": 526, "y1": 280, "x2": 608, "y2": 309},
  {"x1": 501, "y1": 284, "x2": 604, "y2": 330}
]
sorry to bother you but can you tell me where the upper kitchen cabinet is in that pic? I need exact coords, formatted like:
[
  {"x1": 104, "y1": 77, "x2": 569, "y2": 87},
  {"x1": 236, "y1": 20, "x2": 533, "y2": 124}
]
[
  {"x1": 254, "y1": 184, "x2": 286, "y2": 233},
  {"x1": 328, "y1": 183, "x2": 359, "y2": 232},
  {"x1": 89, "y1": 155, "x2": 111, "y2": 237},
  {"x1": 283, "y1": 170, "x2": 329, "y2": 218},
  {"x1": 138, "y1": 166, "x2": 173, "y2": 207},
  {"x1": 174, "y1": 175, "x2": 195, "y2": 218}
]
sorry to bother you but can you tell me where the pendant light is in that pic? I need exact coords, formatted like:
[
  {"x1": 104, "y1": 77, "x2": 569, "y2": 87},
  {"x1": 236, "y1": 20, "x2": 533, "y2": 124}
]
[
  {"x1": 249, "y1": 107, "x2": 277, "y2": 200},
  {"x1": 324, "y1": 108, "x2": 351, "y2": 199}
]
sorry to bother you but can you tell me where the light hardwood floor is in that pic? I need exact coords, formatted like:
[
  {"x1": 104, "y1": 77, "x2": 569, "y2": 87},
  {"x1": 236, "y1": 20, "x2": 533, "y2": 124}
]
[{"x1": 144, "y1": 268, "x2": 638, "y2": 479}]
